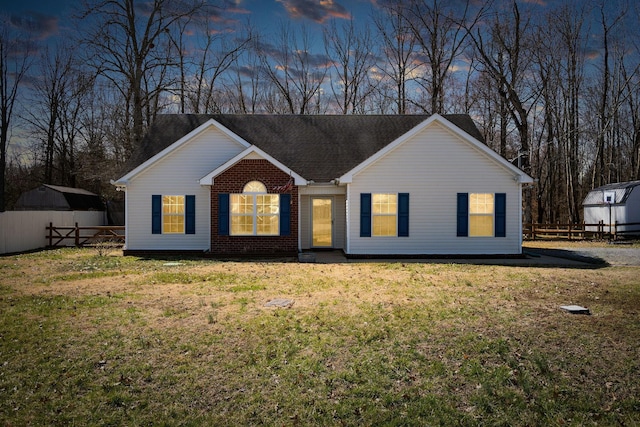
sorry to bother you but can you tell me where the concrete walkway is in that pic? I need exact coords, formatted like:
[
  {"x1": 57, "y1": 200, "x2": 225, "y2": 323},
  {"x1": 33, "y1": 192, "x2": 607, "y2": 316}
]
[{"x1": 306, "y1": 249, "x2": 605, "y2": 268}]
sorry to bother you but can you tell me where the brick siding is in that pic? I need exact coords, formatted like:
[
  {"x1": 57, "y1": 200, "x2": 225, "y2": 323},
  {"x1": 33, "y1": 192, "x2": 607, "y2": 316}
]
[{"x1": 210, "y1": 159, "x2": 298, "y2": 255}]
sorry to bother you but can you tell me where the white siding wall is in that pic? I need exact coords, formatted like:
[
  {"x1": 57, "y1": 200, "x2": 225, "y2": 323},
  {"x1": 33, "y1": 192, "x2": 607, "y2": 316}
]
[
  {"x1": 334, "y1": 195, "x2": 346, "y2": 249},
  {"x1": 125, "y1": 127, "x2": 245, "y2": 250},
  {"x1": 625, "y1": 188, "x2": 640, "y2": 224},
  {"x1": 584, "y1": 206, "x2": 625, "y2": 230},
  {"x1": 300, "y1": 194, "x2": 310, "y2": 249},
  {"x1": 347, "y1": 122, "x2": 523, "y2": 255},
  {"x1": 583, "y1": 206, "x2": 598, "y2": 227},
  {"x1": 585, "y1": 188, "x2": 640, "y2": 233}
]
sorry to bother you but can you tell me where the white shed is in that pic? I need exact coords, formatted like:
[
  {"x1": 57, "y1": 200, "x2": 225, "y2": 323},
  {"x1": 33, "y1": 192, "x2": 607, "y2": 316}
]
[{"x1": 583, "y1": 181, "x2": 640, "y2": 235}]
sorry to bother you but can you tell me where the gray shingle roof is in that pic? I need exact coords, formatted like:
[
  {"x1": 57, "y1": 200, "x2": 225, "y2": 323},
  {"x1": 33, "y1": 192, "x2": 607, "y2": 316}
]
[
  {"x1": 124, "y1": 114, "x2": 485, "y2": 182},
  {"x1": 583, "y1": 180, "x2": 640, "y2": 206},
  {"x1": 15, "y1": 184, "x2": 104, "y2": 211}
]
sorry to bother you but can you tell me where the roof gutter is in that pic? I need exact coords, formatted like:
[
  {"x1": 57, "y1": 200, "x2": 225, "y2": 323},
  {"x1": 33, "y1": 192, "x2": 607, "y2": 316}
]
[{"x1": 110, "y1": 179, "x2": 128, "y2": 191}]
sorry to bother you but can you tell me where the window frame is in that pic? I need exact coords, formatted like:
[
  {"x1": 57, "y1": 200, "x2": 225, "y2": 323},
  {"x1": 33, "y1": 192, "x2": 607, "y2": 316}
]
[
  {"x1": 468, "y1": 193, "x2": 494, "y2": 237},
  {"x1": 162, "y1": 195, "x2": 185, "y2": 234},
  {"x1": 230, "y1": 181, "x2": 280, "y2": 236},
  {"x1": 372, "y1": 193, "x2": 398, "y2": 237}
]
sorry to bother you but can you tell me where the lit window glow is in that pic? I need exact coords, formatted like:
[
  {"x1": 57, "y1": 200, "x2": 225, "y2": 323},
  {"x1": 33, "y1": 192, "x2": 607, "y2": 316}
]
[
  {"x1": 469, "y1": 193, "x2": 494, "y2": 237},
  {"x1": 372, "y1": 193, "x2": 397, "y2": 236},
  {"x1": 230, "y1": 181, "x2": 279, "y2": 235}
]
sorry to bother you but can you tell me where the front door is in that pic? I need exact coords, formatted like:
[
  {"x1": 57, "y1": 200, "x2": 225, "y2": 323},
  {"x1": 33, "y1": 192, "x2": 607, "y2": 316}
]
[{"x1": 312, "y1": 198, "x2": 333, "y2": 247}]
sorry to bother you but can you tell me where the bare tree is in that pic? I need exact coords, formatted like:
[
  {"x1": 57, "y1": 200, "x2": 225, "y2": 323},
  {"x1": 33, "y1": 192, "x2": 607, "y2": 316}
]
[
  {"x1": 257, "y1": 24, "x2": 328, "y2": 114},
  {"x1": 228, "y1": 49, "x2": 266, "y2": 114},
  {"x1": 373, "y1": 1, "x2": 420, "y2": 114},
  {"x1": 323, "y1": 18, "x2": 376, "y2": 114},
  {"x1": 79, "y1": 0, "x2": 204, "y2": 158},
  {"x1": 591, "y1": 2, "x2": 627, "y2": 188},
  {"x1": 0, "y1": 16, "x2": 31, "y2": 211},
  {"x1": 469, "y1": 68, "x2": 506, "y2": 153},
  {"x1": 623, "y1": 59, "x2": 640, "y2": 180},
  {"x1": 530, "y1": 2, "x2": 588, "y2": 223},
  {"x1": 26, "y1": 45, "x2": 95, "y2": 188},
  {"x1": 27, "y1": 46, "x2": 69, "y2": 185},
  {"x1": 176, "y1": 14, "x2": 253, "y2": 114},
  {"x1": 401, "y1": 0, "x2": 487, "y2": 114},
  {"x1": 467, "y1": 1, "x2": 537, "y2": 222}
]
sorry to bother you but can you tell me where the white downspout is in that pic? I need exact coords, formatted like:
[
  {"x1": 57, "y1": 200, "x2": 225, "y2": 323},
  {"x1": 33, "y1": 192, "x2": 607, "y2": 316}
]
[
  {"x1": 518, "y1": 181, "x2": 523, "y2": 254},
  {"x1": 345, "y1": 184, "x2": 350, "y2": 255}
]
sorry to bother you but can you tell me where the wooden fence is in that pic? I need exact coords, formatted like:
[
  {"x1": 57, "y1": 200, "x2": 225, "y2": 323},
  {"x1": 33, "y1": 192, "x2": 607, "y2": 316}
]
[
  {"x1": 46, "y1": 222, "x2": 125, "y2": 247},
  {"x1": 524, "y1": 221, "x2": 640, "y2": 240}
]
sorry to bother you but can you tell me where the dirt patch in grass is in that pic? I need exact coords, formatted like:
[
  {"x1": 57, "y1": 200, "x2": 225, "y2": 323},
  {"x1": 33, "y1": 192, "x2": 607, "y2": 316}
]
[{"x1": 1, "y1": 248, "x2": 639, "y2": 425}]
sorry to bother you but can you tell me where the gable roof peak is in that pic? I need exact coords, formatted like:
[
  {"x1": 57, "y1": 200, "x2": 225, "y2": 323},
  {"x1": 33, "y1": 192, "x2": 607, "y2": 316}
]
[{"x1": 117, "y1": 113, "x2": 489, "y2": 184}]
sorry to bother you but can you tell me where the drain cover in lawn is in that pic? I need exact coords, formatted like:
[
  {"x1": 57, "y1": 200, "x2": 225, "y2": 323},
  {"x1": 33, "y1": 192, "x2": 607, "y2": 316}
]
[
  {"x1": 265, "y1": 298, "x2": 294, "y2": 308},
  {"x1": 560, "y1": 305, "x2": 591, "y2": 315}
]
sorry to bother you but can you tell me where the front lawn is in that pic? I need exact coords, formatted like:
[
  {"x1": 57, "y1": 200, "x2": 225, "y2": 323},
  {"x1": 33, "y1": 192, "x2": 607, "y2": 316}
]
[{"x1": 1, "y1": 248, "x2": 638, "y2": 425}]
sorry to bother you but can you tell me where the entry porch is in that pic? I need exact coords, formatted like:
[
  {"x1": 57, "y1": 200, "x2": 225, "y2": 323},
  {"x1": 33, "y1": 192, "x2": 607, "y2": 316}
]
[{"x1": 300, "y1": 185, "x2": 346, "y2": 251}]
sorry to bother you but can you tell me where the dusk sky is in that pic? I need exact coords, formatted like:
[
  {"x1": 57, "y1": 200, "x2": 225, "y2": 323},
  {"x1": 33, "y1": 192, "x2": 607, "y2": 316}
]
[
  {"x1": 1, "y1": 0, "x2": 631, "y2": 66},
  {"x1": 1, "y1": 0, "x2": 376, "y2": 44}
]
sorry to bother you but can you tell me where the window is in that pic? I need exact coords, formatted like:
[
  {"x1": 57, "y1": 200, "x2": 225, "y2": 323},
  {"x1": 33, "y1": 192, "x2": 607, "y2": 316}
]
[
  {"x1": 372, "y1": 193, "x2": 397, "y2": 236},
  {"x1": 361, "y1": 193, "x2": 409, "y2": 237},
  {"x1": 163, "y1": 195, "x2": 185, "y2": 233},
  {"x1": 230, "y1": 181, "x2": 279, "y2": 236},
  {"x1": 152, "y1": 195, "x2": 195, "y2": 235},
  {"x1": 457, "y1": 193, "x2": 505, "y2": 238},
  {"x1": 469, "y1": 193, "x2": 494, "y2": 237}
]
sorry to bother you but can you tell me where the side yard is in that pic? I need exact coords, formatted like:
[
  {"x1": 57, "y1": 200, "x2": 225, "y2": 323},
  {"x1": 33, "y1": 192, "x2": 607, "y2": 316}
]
[{"x1": 1, "y1": 247, "x2": 639, "y2": 425}]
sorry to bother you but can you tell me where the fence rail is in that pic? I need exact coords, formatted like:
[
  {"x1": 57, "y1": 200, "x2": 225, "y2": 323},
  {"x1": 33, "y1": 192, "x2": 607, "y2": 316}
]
[
  {"x1": 524, "y1": 221, "x2": 640, "y2": 240},
  {"x1": 46, "y1": 222, "x2": 125, "y2": 247}
]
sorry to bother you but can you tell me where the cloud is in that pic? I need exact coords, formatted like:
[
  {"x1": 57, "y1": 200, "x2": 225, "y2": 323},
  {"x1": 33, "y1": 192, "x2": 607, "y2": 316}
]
[
  {"x1": 10, "y1": 11, "x2": 58, "y2": 40},
  {"x1": 233, "y1": 64, "x2": 262, "y2": 79},
  {"x1": 136, "y1": 1, "x2": 248, "y2": 27},
  {"x1": 256, "y1": 40, "x2": 333, "y2": 68},
  {"x1": 203, "y1": 1, "x2": 251, "y2": 24},
  {"x1": 276, "y1": 0, "x2": 351, "y2": 23}
]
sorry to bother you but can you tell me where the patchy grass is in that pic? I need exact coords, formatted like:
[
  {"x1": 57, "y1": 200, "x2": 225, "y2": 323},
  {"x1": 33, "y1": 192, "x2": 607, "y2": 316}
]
[{"x1": 1, "y1": 247, "x2": 639, "y2": 426}]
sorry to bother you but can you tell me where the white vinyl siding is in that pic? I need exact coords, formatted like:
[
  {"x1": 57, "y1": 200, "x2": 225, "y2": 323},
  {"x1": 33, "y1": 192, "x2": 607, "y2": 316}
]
[
  {"x1": 125, "y1": 126, "x2": 245, "y2": 250},
  {"x1": 348, "y1": 121, "x2": 522, "y2": 255},
  {"x1": 584, "y1": 187, "x2": 640, "y2": 234}
]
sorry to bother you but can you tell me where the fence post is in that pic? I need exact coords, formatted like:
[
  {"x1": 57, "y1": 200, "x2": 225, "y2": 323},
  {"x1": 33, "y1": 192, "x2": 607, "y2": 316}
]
[
  {"x1": 532, "y1": 223, "x2": 536, "y2": 240},
  {"x1": 599, "y1": 220, "x2": 603, "y2": 239},
  {"x1": 568, "y1": 222, "x2": 572, "y2": 240},
  {"x1": 48, "y1": 222, "x2": 53, "y2": 247},
  {"x1": 614, "y1": 221, "x2": 618, "y2": 240},
  {"x1": 75, "y1": 222, "x2": 80, "y2": 247}
]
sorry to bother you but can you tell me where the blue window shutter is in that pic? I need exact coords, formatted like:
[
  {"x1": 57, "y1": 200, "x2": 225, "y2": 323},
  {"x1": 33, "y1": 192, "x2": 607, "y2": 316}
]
[
  {"x1": 360, "y1": 193, "x2": 372, "y2": 237},
  {"x1": 398, "y1": 193, "x2": 409, "y2": 237},
  {"x1": 185, "y1": 195, "x2": 196, "y2": 234},
  {"x1": 495, "y1": 193, "x2": 506, "y2": 237},
  {"x1": 280, "y1": 194, "x2": 291, "y2": 236},
  {"x1": 218, "y1": 193, "x2": 229, "y2": 236},
  {"x1": 457, "y1": 193, "x2": 468, "y2": 237},
  {"x1": 152, "y1": 195, "x2": 162, "y2": 234}
]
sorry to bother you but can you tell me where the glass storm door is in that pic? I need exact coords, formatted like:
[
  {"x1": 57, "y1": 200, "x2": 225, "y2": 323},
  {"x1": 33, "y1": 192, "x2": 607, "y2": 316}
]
[{"x1": 312, "y1": 198, "x2": 333, "y2": 247}]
